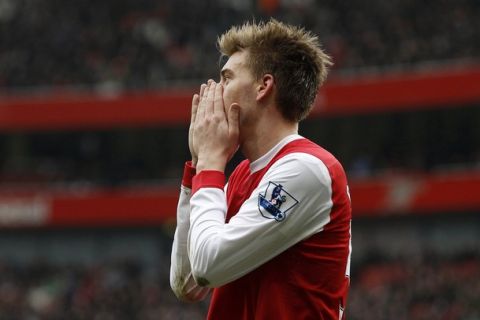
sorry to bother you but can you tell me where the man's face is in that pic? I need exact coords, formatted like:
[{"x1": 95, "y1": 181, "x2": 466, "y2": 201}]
[{"x1": 219, "y1": 50, "x2": 258, "y2": 129}]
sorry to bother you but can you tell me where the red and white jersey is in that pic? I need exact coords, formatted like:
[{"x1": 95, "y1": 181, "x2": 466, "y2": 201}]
[{"x1": 171, "y1": 134, "x2": 352, "y2": 319}]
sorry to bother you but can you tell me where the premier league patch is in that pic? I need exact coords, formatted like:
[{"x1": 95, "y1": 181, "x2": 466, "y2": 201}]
[{"x1": 258, "y1": 182, "x2": 299, "y2": 222}]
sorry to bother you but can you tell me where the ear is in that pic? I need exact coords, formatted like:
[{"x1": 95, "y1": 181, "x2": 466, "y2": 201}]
[{"x1": 256, "y1": 74, "x2": 275, "y2": 102}]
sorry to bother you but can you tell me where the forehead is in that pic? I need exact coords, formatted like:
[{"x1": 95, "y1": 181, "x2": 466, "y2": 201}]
[{"x1": 221, "y1": 50, "x2": 249, "y2": 73}]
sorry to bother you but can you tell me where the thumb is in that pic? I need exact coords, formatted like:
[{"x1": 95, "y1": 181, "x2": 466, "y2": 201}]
[{"x1": 228, "y1": 103, "x2": 240, "y2": 136}]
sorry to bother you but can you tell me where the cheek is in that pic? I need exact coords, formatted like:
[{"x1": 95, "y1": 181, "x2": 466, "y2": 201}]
[{"x1": 222, "y1": 86, "x2": 235, "y2": 108}]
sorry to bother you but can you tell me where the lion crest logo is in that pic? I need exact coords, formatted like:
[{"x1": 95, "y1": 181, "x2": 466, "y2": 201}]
[{"x1": 258, "y1": 182, "x2": 299, "y2": 222}]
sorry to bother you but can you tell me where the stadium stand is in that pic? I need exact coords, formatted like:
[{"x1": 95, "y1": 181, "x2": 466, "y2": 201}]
[
  {"x1": 0, "y1": 0, "x2": 478, "y2": 89},
  {"x1": 0, "y1": 0, "x2": 479, "y2": 319}
]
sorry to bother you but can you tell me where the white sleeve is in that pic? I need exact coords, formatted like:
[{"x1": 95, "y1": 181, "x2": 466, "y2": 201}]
[
  {"x1": 188, "y1": 153, "x2": 334, "y2": 287},
  {"x1": 170, "y1": 185, "x2": 211, "y2": 301}
]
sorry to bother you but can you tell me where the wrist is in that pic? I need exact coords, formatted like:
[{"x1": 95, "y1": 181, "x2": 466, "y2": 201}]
[{"x1": 196, "y1": 157, "x2": 227, "y2": 173}]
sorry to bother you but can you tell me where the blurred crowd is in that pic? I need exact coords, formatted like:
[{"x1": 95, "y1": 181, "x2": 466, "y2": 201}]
[
  {"x1": 0, "y1": 251, "x2": 478, "y2": 320},
  {"x1": 0, "y1": 258, "x2": 207, "y2": 320},
  {"x1": 0, "y1": 0, "x2": 478, "y2": 90},
  {"x1": 348, "y1": 252, "x2": 480, "y2": 320}
]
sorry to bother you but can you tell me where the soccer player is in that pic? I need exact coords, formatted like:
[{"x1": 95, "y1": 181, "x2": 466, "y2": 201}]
[{"x1": 170, "y1": 19, "x2": 352, "y2": 319}]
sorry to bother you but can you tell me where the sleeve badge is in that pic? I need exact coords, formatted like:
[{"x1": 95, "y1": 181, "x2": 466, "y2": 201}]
[{"x1": 258, "y1": 182, "x2": 299, "y2": 222}]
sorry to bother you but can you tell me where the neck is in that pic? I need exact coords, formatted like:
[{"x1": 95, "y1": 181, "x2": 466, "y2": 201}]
[{"x1": 240, "y1": 113, "x2": 298, "y2": 162}]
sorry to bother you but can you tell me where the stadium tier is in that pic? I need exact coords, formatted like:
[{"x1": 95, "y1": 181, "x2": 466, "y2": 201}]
[
  {"x1": 0, "y1": 65, "x2": 479, "y2": 228},
  {"x1": 1, "y1": 65, "x2": 479, "y2": 130},
  {"x1": 0, "y1": 170, "x2": 479, "y2": 228}
]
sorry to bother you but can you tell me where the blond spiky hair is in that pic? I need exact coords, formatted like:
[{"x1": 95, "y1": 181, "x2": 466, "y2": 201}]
[{"x1": 218, "y1": 19, "x2": 332, "y2": 122}]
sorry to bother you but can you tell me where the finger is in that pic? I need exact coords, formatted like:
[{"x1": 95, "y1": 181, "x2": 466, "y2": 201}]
[
  {"x1": 213, "y1": 83, "x2": 224, "y2": 116},
  {"x1": 191, "y1": 94, "x2": 199, "y2": 125},
  {"x1": 197, "y1": 83, "x2": 208, "y2": 121},
  {"x1": 228, "y1": 103, "x2": 240, "y2": 139},
  {"x1": 205, "y1": 81, "x2": 216, "y2": 116},
  {"x1": 199, "y1": 84, "x2": 207, "y2": 101}
]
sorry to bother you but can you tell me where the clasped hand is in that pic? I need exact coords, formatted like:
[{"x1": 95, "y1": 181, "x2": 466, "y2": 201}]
[{"x1": 189, "y1": 80, "x2": 240, "y2": 173}]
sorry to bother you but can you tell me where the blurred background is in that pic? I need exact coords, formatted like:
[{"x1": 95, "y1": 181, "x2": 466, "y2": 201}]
[{"x1": 0, "y1": 0, "x2": 479, "y2": 319}]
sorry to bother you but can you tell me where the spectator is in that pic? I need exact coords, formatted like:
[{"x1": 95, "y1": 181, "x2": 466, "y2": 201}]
[{"x1": 0, "y1": 0, "x2": 478, "y2": 90}]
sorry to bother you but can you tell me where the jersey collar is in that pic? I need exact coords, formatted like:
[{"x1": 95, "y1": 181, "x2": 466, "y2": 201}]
[{"x1": 249, "y1": 134, "x2": 303, "y2": 173}]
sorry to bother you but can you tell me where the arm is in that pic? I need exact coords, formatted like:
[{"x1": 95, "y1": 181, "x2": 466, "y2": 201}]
[
  {"x1": 170, "y1": 83, "x2": 212, "y2": 301},
  {"x1": 188, "y1": 153, "x2": 335, "y2": 287},
  {"x1": 170, "y1": 161, "x2": 211, "y2": 301}
]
